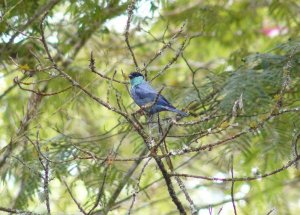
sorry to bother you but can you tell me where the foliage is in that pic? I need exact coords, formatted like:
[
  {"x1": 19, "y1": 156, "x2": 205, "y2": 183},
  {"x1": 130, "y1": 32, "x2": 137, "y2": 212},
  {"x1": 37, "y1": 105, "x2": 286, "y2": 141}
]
[{"x1": 0, "y1": 0, "x2": 300, "y2": 214}]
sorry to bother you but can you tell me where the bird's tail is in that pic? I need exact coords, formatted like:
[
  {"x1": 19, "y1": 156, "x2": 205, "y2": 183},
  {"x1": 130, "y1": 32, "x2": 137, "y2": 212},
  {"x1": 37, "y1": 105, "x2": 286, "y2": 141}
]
[{"x1": 165, "y1": 106, "x2": 188, "y2": 117}]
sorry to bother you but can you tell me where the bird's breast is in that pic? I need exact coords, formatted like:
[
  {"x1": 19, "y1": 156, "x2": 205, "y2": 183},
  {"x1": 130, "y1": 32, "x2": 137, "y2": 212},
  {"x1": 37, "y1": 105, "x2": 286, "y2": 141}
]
[{"x1": 130, "y1": 86, "x2": 151, "y2": 106}]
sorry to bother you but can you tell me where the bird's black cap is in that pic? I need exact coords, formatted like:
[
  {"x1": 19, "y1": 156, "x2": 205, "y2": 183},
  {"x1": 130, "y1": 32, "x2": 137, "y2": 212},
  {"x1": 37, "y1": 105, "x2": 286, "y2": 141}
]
[{"x1": 129, "y1": 72, "x2": 144, "y2": 79}]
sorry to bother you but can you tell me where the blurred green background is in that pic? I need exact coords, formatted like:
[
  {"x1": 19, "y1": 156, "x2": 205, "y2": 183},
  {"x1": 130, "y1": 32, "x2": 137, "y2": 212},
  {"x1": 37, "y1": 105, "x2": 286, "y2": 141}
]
[{"x1": 0, "y1": 0, "x2": 300, "y2": 214}]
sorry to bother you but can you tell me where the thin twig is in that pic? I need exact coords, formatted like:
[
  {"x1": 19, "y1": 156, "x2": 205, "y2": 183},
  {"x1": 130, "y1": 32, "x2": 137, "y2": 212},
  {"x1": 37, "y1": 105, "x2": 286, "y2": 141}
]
[
  {"x1": 36, "y1": 131, "x2": 51, "y2": 214},
  {"x1": 0, "y1": 75, "x2": 27, "y2": 100},
  {"x1": 103, "y1": 147, "x2": 148, "y2": 214},
  {"x1": 0, "y1": 206, "x2": 38, "y2": 214},
  {"x1": 181, "y1": 53, "x2": 206, "y2": 111},
  {"x1": 63, "y1": 179, "x2": 88, "y2": 215},
  {"x1": 124, "y1": 0, "x2": 139, "y2": 70},
  {"x1": 174, "y1": 176, "x2": 197, "y2": 214},
  {"x1": 14, "y1": 76, "x2": 72, "y2": 96},
  {"x1": 231, "y1": 156, "x2": 237, "y2": 215},
  {"x1": 171, "y1": 155, "x2": 300, "y2": 182},
  {"x1": 266, "y1": 208, "x2": 275, "y2": 215},
  {"x1": 44, "y1": 149, "x2": 51, "y2": 214},
  {"x1": 88, "y1": 165, "x2": 109, "y2": 214},
  {"x1": 153, "y1": 156, "x2": 187, "y2": 214},
  {"x1": 140, "y1": 22, "x2": 186, "y2": 73},
  {"x1": 150, "y1": 35, "x2": 188, "y2": 82},
  {"x1": 89, "y1": 52, "x2": 128, "y2": 84},
  {"x1": 127, "y1": 158, "x2": 152, "y2": 215}
]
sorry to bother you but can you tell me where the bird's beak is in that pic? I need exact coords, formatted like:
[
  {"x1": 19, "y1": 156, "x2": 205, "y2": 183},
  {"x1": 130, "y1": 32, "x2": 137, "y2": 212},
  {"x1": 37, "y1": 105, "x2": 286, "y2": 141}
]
[{"x1": 128, "y1": 74, "x2": 133, "y2": 79}]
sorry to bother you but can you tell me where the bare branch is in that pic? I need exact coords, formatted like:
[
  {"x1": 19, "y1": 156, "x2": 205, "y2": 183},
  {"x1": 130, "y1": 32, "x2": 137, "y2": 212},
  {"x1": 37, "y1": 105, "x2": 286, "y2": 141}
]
[
  {"x1": 44, "y1": 149, "x2": 51, "y2": 214},
  {"x1": 174, "y1": 176, "x2": 197, "y2": 214},
  {"x1": 150, "y1": 35, "x2": 188, "y2": 82},
  {"x1": 14, "y1": 76, "x2": 72, "y2": 96},
  {"x1": 266, "y1": 208, "x2": 275, "y2": 215},
  {"x1": 103, "y1": 147, "x2": 148, "y2": 214},
  {"x1": 124, "y1": 0, "x2": 139, "y2": 70},
  {"x1": 170, "y1": 155, "x2": 300, "y2": 182},
  {"x1": 0, "y1": 75, "x2": 27, "y2": 100},
  {"x1": 127, "y1": 158, "x2": 152, "y2": 215},
  {"x1": 153, "y1": 157, "x2": 187, "y2": 214},
  {"x1": 140, "y1": 22, "x2": 186, "y2": 73},
  {"x1": 63, "y1": 179, "x2": 88, "y2": 215},
  {"x1": 88, "y1": 165, "x2": 109, "y2": 214},
  {"x1": 89, "y1": 52, "x2": 128, "y2": 84},
  {"x1": 231, "y1": 156, "x2": 237, "y2": 215},
  {"x1": 0, "y1": 206, "x2": 38, "y2": 215}
]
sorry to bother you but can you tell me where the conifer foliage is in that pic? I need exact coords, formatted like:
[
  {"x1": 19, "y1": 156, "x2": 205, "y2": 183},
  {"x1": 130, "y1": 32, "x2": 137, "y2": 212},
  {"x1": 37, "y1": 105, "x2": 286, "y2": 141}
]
[{"x1": 0, "y1": 0, "x2": 300, "y2": 214}]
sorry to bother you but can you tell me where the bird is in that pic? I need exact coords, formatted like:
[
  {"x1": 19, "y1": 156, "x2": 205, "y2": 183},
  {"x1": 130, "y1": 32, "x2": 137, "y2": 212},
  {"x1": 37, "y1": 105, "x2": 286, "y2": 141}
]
[{"x1": 129, "y1": 72, "x2": 188, "y2": 117}]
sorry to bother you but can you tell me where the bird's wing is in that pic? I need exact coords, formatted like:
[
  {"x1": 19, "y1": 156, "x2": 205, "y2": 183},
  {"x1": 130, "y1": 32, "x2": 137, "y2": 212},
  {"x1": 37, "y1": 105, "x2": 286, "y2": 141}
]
[
  {"x1": 133, "y1": 82, "x2": 174, "y2": 107},
  {"x1": 132, "y1": 82, "x2": 157, "y2": 104}
]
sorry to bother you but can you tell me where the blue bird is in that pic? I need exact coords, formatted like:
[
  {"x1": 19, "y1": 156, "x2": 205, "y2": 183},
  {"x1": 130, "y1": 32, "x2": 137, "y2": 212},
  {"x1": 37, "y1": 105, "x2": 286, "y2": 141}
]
[{"x1": 129, "y1": 72, "x2": 188, "y2": 116}]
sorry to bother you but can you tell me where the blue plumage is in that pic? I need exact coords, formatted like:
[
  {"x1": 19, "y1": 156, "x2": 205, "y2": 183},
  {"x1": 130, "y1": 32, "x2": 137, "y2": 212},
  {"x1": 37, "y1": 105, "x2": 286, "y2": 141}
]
[{"x1": 129, "y1": 72, "x2": 188, "y2": 116}]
